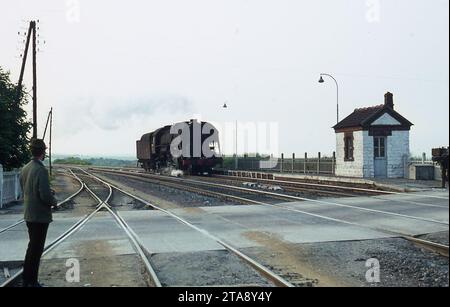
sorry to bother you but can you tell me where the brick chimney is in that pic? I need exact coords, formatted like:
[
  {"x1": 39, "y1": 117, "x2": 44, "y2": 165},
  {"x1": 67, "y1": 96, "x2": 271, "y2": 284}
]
[{"x1": 384, "y1": 92, "x2": 394, "y2": 109}]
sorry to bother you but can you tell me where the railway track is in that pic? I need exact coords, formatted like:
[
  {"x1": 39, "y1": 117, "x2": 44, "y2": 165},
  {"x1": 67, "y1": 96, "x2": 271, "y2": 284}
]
[
  {"x1": 91, "y1": 168, "x2": 449, "y2": 226},
  {"x1": 195, "y1": 172, "x2": 446, "y2": 201},
  {"x1": 2, "y1": 167, "x2": 447, "y2": 287},
  {"x1": 1, "y1": 169, "x2": 157, "y2": 287},
  {"x1": 205, "y1": 174, "x2": 388, "y2": 197},
  {"x1": 193, "y1": 174, "x2": 450, "y2": 210},
  {"x1": 70, "y1": 169, "x2": 111, "y2": 201},
  {"x1": 100, "y1": 166, "x2": 449, "y2": 200},
  {"x1": 90, "y1": 168, "x2": 449, "y2": 258},
  {"x1": 80, "y1": 169, "x2": 294, "y2": 287},
  {"x1": 2, "y1": 168, "x2": 295, "y2": 287},
  {"x1": 220, "y1": 173, "x2": 449, "y2": 199},
  {"x1": 0, "y1": 171, "x2": 84, "y2": 235},
  {"x1": 93, "y1": 169, "x2": 296, "y2": 205}
]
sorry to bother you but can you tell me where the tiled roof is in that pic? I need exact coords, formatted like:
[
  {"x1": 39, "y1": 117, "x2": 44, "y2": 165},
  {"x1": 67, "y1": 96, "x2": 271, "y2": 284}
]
[{"x1": 333, "y1": 105, "x2": 384, "y2": 129}]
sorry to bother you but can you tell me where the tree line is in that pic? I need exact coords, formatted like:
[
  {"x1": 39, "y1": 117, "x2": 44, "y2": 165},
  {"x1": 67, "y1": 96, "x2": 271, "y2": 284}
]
[{"x1": 0, "y1": 66, "x2": 31, "y2": 171}]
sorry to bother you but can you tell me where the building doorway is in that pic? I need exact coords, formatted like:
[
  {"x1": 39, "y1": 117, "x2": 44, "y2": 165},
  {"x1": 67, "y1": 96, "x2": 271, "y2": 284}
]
[{"x1": 374, "y1": 136, "x2": 387, "y2": 178}]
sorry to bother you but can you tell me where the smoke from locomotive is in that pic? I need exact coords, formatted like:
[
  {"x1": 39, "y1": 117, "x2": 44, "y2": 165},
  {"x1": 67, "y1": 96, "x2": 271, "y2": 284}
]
[{"x1": 136, "y1": 119, "x2": 223, "y2": 174}]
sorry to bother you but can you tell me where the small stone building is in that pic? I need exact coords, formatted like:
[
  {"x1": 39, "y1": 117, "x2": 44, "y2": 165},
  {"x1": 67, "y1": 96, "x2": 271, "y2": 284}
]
[{"x1": 333, "y1": 92, "x2": 413, "y2": 178}]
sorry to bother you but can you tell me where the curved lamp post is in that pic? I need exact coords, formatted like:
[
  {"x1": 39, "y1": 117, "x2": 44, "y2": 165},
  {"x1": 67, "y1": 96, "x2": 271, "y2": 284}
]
[
  {"x1": 222, "y1": 102, "x2": 238, "y2": 170},
  {"x1": 319, "y1": 73, "x2": 339, "y2": 124}
]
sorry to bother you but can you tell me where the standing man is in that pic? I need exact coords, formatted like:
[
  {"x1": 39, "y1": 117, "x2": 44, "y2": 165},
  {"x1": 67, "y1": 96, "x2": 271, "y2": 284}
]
[{"x1": 20, "y1": 138, "x2": 57, "y2": 287}]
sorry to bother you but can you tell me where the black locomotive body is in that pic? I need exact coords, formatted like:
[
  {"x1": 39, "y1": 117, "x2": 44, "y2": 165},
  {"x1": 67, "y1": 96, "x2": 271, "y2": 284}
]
[{"x1": 136, "y1": 119, "x2": 223, "y2": 174}]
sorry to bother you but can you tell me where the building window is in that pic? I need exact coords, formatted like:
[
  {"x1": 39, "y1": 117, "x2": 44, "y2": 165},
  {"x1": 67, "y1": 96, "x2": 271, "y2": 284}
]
[
  {"x1": 374, "y1": 137, "x2": 386, "y2": 158},
  {"x1": 344, "y1": 133, "x2": 354, "y2": 161}
]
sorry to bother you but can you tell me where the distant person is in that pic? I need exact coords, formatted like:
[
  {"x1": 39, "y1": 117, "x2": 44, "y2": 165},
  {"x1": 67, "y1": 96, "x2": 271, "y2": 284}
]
[{"x1": 20, "y1": 139, "x2": 57, "y2": 287}]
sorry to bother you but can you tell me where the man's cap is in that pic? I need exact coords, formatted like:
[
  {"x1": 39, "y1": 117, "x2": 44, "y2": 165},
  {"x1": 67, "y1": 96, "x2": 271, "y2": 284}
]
[{"x1": 30, "y1": 138, "x2": 47, "y2": 150}]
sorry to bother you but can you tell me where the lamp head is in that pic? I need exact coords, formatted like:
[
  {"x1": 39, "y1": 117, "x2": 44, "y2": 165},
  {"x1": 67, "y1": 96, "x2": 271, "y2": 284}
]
[{"x1": 318, "y1": 76, "x2": 325, "y2": 83}]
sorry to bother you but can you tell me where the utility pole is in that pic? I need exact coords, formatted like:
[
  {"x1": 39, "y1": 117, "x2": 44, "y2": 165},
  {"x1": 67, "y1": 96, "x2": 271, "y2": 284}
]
[
  {"x1": 31, "y1": 21, "x2": 38, "y2": 139},
  {"x1": 235, "y1": 120, "x2": 238, "y2": 170},
  {"x1": 16, "y1": 20, "x2": 39, "y2": 139},
  {"x1": 43, "y1": 108, "x2": 53, "y2": 175},
  {"x1": 17, "y1": 22, "x2": 33, "y2": 101},
  {"x1": 222, "y1": 103, "x2": 239, "y2": 170},
  {"x1": 49, "y1": 108, "x2": 53, "y2": 176}
]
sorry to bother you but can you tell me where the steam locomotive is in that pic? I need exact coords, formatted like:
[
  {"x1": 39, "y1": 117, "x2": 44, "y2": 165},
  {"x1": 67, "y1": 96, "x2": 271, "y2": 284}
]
[{"x1": 136, "y1": 119, "x2": 223, "y2": 174}]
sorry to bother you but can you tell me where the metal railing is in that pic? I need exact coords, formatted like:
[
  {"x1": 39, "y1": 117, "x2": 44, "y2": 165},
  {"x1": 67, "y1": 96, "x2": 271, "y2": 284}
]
[
  {"x1": 229, "y1": 152, "x2": 336, "y2": 175},
  {"x1": 0, "y1": 164, "x2": 21, "y2": 208},
  {"x1": 407, "y1": 154, "x2": 442, "y2": 181}
]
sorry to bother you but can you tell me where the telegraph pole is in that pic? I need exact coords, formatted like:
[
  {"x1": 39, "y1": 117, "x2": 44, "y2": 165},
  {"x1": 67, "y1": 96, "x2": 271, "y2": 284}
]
[
  {"x1": 31, "y1": 21, "x2": 37, "y2": 139},
  {"x1": 43, "y1": 108, "x2": 53, "y2": 175},
  {"x1": 17, "y1": 22, "x2": 33, "y2": 104},
  {"x1": 16, "y1": 20, "x2": 39, "y2": 139},
  {"x1": 49, "y1": 108, "x2": 53, "y2": 175}
]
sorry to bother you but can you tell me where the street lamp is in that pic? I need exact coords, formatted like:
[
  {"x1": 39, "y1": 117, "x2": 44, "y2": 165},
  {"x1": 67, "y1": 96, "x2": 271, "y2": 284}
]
[
  {"x1": 319, "y1": 73, "x2": 340, "y2": 124},
  {"x1": 222, "y1": 102, "x2": 238, "y2": 170}
]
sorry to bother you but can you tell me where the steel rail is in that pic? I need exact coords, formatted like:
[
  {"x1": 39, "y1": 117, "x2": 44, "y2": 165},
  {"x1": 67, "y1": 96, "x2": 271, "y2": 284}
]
[
  {"x1": 89, "y1": 166, "x2": 449, "y2": 199},
  {"x1": 85, "y1": 170, "x2": 294, "y2": 287},
  {"x1": 403, "y1": 236, "x2": 449, "y2": 257},
  {"x1": 255, "y1": 175, "x2": 450, "y2": 204},
  {"x1": 147, "y1": 180, "x2": 271, "y2": 205},
  {"x1": 193, "y1": 176, "x2": 370, "y2": 198},
  {"x1": 91, "y1": 169, "x2": 449, "y2": 259},
  {"x1": 1, "y1": 170, "x2": 104, "y2": 287},
  {"x1": 103, "y1": 206, "x2": 162, "y2": 287},
  {"x1": 0, "y1": 171, "x2": 85, "y2": 235},
  {"x1": 75, "y1": 169, "x2": 162, "y2": 287},
  {"x1": 222, "y1": 174, "x2": 450, "y2": 200},
  {"x1": 103, "y1": 173, "x2": 276, "y2": 205},
  {"x1": 216, "y1": 174, "x2": 388, "y2": 195},
  {"x1": 179, "y1": 177, "x2": 450, "y2": 225},
  {"x1": 199, "y1": 175, "x2": 449, "y2": 209},
  {"x1": 1, "y1": 170, "x2": 160, "y2": 287},
  {"x1": 1, "y1": 190, "x2": 102, "y2": 287},
  {"x1": 94, "y1": 169, "x2": 449, "y2": 226}
]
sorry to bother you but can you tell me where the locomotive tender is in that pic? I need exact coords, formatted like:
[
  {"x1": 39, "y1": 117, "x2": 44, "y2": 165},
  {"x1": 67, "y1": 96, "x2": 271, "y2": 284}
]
[{"x1": 136, "y1": 119, "x2": 223, "y2": 174}]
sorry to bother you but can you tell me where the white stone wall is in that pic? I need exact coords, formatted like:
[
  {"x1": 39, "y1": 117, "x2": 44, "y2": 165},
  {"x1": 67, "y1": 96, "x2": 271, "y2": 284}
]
[
  {"x1": 386, "y1": 130, "x2": 410, "y2": 178},
  {"x1": 336, "y1": 130, "x2": 409, "y2": 178},
  {"x1": 335, "y1": 131, "x2": 365, "y2": 177},
  {"x1": 362, "y1": 131, "x2": 374, "y2": 178}
]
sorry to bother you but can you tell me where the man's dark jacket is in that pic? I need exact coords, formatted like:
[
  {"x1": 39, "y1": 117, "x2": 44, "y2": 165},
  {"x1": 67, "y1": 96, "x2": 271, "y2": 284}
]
[{"x1": 20, "y1": 159, "x2": 57, "y2": 223}]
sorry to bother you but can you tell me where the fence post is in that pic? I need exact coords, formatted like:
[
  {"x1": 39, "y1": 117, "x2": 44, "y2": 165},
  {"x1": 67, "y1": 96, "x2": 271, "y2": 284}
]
[
  {"x1": 403, "y1": 154, "x2": 409, "y2": 179},
  {"x1": 332, "y1": 151, "x2": 336, "y2": 175},
  {"x1": 304, "y1": 152, "x2": 307, "y2": 174},
  {"x1": 0, "y1": 164, "x2": 3, "y2": 209},
  {"x1": 280, "y1": 153, "x2": 284, "y2": 173},
  {"x1": 317, "y1": 152, "x2": 321, "y2": 174},
  {"x1": 292, "y1": 153, "x2": 295, "y2": 174},
  {"x1": 15, "y1": 170, "x2": 21, "y2": 201}
]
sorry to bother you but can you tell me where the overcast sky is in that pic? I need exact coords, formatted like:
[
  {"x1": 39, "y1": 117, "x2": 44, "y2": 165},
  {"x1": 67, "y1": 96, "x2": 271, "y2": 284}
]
[{"x1": 1, "y1": 0, "x2": 448, "y2": 158}]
